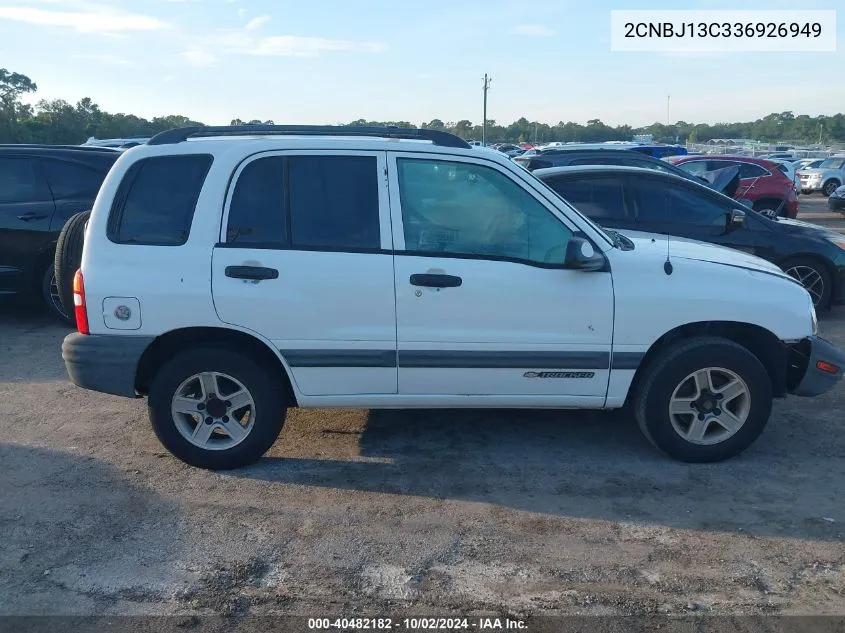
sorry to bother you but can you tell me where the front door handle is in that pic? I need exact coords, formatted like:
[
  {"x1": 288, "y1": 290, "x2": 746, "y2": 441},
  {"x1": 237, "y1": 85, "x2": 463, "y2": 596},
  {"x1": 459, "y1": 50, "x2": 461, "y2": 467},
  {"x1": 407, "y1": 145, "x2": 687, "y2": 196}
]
[
  {"x1": 225, "y1": 265, "x2": 279, "y2": 280},
  {"x1": 17, "y1": 213, "x2": 48, "y2": 221},
  {"x1": 410, "y1": 273, "x2": 462, "y2": 288}
]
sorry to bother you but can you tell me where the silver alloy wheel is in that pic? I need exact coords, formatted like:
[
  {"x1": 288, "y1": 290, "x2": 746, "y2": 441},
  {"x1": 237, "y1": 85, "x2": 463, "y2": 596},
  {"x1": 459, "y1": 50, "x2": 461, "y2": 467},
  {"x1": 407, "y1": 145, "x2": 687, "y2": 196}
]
[
  {"x1": 668, "y1": 367, "x2": 751, "y2": 446},
  {"x1": 784, "y1": 265, "x2": 825, "y2": 306},
  {"x1": 48, "y1": 271, "x2": 70, "y2": 321},
  {"x1": 171, "y1": 371, "x2": 256, "y2": 451}
]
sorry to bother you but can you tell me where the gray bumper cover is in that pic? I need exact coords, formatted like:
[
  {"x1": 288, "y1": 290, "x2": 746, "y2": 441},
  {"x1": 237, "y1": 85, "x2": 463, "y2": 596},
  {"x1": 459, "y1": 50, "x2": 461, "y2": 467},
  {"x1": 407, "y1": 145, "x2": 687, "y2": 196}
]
[
  {"x1": 62, "y1": 333, "x2": 154, "y2": 398},
  {"x1": 790, "y1": 335, "x2": 845, "y2": 397}
]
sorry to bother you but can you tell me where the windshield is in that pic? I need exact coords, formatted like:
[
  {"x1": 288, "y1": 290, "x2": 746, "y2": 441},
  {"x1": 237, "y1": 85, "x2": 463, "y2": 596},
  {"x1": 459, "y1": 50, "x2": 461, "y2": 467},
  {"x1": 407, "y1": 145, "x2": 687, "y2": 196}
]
[
  {"x1": 525, "y1": 170, "x2": 616, "y2": 247},
  {"x1": 819, "y1": 157, "x2": 845, "y2": 169}
]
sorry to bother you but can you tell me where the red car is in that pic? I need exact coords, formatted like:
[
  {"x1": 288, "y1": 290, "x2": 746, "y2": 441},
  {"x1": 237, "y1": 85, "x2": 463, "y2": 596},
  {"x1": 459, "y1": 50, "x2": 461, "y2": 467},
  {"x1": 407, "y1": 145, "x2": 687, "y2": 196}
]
[{"x1": 667, "y1": 155, "x2": 799, "y2": 218}]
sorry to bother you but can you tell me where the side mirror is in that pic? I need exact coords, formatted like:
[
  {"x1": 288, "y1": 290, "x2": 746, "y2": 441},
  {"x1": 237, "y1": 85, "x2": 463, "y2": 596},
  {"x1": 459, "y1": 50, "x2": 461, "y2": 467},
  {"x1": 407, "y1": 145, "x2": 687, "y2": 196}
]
[
  {"x1": 564, "y1": 237, "x2": 606, "y2": 271},
  {"x1": 727, "y1": 209, "x2": 746, "y2": 230}
]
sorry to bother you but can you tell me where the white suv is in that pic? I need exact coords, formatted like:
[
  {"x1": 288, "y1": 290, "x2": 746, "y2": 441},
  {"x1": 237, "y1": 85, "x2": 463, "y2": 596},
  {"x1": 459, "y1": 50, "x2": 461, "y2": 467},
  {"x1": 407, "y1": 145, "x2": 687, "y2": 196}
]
[{"x1": 61, "y1": 125, "x2": 845, "y2": 469}]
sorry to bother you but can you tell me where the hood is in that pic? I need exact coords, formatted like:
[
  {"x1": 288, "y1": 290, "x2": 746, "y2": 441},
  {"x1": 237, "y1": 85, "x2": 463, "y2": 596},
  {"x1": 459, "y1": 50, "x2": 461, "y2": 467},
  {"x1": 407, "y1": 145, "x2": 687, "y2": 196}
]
[
  {"x1": 798, "y1": 168, "x2": 829, "y2": 176},
  {"x1": 701, "y1": 165, "x2": 741, "y2": 197},
  {"x1": 772, "y1": 217, "x2": 845, "y2": 241},
  {"x1": 617, "y1": 230, "x2": 792, "y2": 278}
]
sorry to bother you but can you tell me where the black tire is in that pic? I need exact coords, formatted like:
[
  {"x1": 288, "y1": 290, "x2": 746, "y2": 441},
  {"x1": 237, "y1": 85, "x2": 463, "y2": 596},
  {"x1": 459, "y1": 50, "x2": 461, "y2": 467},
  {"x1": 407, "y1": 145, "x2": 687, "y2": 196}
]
[
  {"x1": 148, "y1": 347, "x2": 286, "y2": 470},
  {"x1": 822, "y1": 179, "x2": 841, "y2": 197},
  {"x1": 634, "y1": 337, "x2": 773, "y2": 463},
  {"x1": 40, "y1": 262, "x2": 74, "y2": 325},
  {"x1": 54, "y1": 210, "x2": 91, "y2": 317},
  {"x1": 781, "y1": 257, "x2": 832, "y2": 309}
]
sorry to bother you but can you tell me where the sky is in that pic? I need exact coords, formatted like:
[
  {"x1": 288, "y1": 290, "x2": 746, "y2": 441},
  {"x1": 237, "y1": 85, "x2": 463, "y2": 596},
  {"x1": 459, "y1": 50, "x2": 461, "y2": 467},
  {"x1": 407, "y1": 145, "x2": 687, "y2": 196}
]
[{"x1": 0, "y1": 0, "x2": 842, "y2": 128}]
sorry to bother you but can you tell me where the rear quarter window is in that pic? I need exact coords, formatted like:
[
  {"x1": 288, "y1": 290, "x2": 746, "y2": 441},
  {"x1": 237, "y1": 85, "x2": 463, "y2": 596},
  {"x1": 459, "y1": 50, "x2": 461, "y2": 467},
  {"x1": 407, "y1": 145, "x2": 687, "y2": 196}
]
[{"x1": 107, "y1": 154, "x2": 213, "y2": 245}]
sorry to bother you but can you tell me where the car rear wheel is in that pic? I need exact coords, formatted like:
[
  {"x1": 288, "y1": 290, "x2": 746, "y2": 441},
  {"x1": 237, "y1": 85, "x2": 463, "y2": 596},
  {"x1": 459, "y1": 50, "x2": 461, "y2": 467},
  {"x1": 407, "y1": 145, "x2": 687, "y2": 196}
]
[
  {"x1": 782, "y1": 257, "x2": 832, "y2": 309},
  {"x1": 54, "y1": 210, "x2": 91, "y2": 318},
  {"x1": 148, "y1": 347, "x2": 287, "y2": 470},
  {"x1": 634, "y1": 337, "x2": 772, "y2": 463},
  {"x1": 822, "y1": 180, "x2": 841, "y2": 197},
  {"x1": 41, "y1": 262, "x2": 74, "y2": 325}
]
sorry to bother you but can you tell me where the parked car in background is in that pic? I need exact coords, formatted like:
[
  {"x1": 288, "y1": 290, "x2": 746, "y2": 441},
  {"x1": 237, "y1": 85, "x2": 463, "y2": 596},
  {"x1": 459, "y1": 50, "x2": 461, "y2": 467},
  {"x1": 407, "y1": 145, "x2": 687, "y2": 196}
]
[
  {"x1": 495, "y1": 144, "x2": 526, "y2": 158},
  {"x1": 766, "y1": 158, "x2": 798, "y2": 190},
  {"x1": 82, "y1": 136, "x2": 151, "y2": 149},
  {"x1": 0, "y1": 144, "x2": 118, "y2": 322},
  {"x1": 795, "y1": 158, "x2": 825, "y2": 172},
  {"x1": 536, "y1": 165, "x2": 845, "y2": 308},
  {"x1": 828, "y1": 185, "x2": 845, "y2": 212},
  {"x1": 668, "y1": 155, "x2": 799, "y2": 218},
  {"x1": 797, "y1": 156, "x2": 845, "y2": 197},
  {"x1": 513, "y1": 148, "x2": 738, "y2": 195}
]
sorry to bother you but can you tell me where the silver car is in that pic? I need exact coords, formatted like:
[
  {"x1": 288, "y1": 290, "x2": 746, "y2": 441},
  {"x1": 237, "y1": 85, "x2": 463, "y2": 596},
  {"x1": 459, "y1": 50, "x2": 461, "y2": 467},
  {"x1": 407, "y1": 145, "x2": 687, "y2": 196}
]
[{"x1": 798, "y1": 155, "x2": 845, "y2": 196}]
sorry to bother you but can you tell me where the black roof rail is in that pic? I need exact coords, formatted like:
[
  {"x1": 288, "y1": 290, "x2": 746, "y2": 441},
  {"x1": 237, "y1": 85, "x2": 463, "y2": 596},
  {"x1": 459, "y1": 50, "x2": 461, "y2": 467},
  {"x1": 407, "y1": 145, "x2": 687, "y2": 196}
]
[
  {"x1": 0, "y1": 143, "x2": 120, "y2": 152},
  {"x1": 147, "y1": 125, "x2": 471, "y2": 149}
]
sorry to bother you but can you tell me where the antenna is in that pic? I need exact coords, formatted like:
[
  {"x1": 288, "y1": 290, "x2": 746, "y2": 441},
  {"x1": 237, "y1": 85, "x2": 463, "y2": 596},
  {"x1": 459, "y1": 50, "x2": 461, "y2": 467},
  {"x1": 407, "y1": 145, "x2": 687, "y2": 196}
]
[{"x1": 663, "y1": 233, "x2": 673, "y2": 275}]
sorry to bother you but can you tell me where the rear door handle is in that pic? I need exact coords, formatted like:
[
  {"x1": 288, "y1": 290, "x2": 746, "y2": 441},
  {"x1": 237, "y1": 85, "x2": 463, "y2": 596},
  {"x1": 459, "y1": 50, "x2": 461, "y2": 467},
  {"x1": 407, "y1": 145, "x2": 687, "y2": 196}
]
[
  {"x1": 410, "y1": 273, "x2": 462, "y2": 288},
  {"x1": 225, "y1": 265, "x2": 279, "y2": 280},
  {"x1": 17, "y1": 213, "x2": 48, "y2": 221}
]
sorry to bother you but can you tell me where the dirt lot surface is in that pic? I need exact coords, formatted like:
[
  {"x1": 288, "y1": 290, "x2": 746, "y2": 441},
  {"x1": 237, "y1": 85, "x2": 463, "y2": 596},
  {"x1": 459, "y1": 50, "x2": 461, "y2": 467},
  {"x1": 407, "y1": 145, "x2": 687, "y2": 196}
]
[{"x1": 2, "y1": 200, "x2": 845, "y2": 620}]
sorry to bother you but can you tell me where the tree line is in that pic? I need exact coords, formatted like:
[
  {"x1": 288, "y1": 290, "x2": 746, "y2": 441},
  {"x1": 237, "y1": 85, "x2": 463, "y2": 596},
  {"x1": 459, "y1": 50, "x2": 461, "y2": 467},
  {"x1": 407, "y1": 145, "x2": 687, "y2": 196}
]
[{"x1": 2, "y1": 68, "x2": 844, "y2": 146}]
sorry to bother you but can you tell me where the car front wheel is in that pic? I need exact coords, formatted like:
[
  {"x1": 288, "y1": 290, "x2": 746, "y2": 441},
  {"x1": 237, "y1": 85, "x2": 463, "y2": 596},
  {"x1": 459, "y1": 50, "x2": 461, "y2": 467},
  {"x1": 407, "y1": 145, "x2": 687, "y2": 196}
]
[
  {"x1": 148, "y1": 348, "x2": 287, "y2": 470},
  {"x1": 782, "y1": 257, "x2": 832, "y2": 309},
  {"x1": 822, "y1": 180, "x2": 841, "y2": 197},
  {"x1": 634, "y1": 337, "x2": 773, "y2": 463}
]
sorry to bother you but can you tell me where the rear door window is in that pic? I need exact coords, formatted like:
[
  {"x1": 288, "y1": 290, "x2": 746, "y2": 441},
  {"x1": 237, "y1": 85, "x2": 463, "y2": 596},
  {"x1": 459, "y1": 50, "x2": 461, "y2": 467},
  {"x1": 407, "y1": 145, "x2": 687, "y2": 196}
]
[
  {"x1": 676, "y1": 160, "x2": 710, "y2": 176},
  {"x1": 225, "y1": 154, "x2": 381, "y2": 251},
  {"x1": 43, "y1": 159, "x2": 107, "y2": 199},
  {"x1": 108, "y1": 154, "x2": 213, "y2": 245},
  {"x1": 545, "y1": 177, "x2": 630, "y2": 221}
]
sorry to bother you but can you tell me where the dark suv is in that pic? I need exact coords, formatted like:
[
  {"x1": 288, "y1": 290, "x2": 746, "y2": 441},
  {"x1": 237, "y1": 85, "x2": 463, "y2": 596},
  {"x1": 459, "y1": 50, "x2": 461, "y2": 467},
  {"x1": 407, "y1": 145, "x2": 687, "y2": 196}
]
[
  {"x1": 514, "y1": 148, "x2": 708, "y2": 183},
  {"x1": 0, "y1": 145, "x2": 118, "y2": 322}
]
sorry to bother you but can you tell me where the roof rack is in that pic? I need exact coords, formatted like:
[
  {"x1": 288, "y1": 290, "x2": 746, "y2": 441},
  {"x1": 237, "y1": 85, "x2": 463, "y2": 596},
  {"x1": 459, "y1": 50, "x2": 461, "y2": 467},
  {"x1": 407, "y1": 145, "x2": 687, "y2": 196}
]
[{"x1": 147, "y1": 125, "x2": 471, "y2": 149}]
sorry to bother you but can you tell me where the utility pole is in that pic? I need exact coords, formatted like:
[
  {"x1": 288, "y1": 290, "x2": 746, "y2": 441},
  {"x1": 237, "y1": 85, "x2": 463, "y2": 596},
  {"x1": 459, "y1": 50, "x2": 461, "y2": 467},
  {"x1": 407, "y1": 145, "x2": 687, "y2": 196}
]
[
  {"x1": 534, "y1": 122, "x2": 538, "y2": 145},
  {"x1": 667, "y1": 94, "x2": 671, "y2": 126},
  {"x1": 482, "y1": 74, "x2": 491, "y2": 146}
]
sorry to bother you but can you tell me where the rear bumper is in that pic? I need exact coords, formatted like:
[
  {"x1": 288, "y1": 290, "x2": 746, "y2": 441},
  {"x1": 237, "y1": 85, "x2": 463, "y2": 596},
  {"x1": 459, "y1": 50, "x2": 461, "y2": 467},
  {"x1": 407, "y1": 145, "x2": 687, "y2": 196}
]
[
  {"x1": 788, "y1": 335, "x2": 845, "y2": 397},
  {"x1": 62, "y1": 333, "x2": 154, "y2": 398}
]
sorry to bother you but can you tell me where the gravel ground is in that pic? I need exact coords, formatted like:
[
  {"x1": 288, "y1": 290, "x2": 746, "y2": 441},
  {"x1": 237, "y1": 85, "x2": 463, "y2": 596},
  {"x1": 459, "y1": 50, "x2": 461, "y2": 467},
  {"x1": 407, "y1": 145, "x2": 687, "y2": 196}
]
[{"x1": 1, "y1": 199, "x2": 844, "y2": 620}]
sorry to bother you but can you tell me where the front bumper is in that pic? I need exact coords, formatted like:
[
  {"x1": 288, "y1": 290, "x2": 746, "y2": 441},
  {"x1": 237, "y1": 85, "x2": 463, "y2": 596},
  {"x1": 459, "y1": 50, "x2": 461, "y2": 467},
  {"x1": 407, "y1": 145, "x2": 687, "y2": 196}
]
[
  {"x1": 62, "y1": 333, "x2": 154, "y2": 398},
  {"x1": 799, "y1": 179, "x2": 822, "y2": 193},
  {"x1": 828, "y1": 196, "x2": 845, "y2": 212},
  {"x1": 788, "y1": 335, "x2": 845, "y2": 397}
]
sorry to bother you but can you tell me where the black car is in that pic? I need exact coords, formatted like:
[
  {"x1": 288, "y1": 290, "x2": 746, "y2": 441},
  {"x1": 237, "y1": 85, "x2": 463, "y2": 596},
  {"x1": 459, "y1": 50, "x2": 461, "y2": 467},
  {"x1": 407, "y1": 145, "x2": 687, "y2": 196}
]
[
  {"x1": 513, "y1": 147, "x2": 727, "y2": 189},
  {"x1": 0, "y1": 145, "x2": 119, "y2": 321},
  {"x1": 536, "y1": 165, "x2": 845, "y2": 309}
]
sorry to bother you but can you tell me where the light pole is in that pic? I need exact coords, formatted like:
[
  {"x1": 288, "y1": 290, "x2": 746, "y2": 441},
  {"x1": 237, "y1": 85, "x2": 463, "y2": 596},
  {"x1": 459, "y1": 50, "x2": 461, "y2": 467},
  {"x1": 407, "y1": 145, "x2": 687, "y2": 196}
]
[{"x1": 482, "y1": 74, "x2": 491, "y2": 146}]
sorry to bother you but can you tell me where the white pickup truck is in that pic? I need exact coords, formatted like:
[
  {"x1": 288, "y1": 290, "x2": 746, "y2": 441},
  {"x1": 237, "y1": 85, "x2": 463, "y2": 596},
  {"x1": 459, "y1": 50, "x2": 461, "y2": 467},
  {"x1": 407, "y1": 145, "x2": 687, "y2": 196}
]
[{"x1": 59, "y1": 125, "x2": 845, "y2": 470}]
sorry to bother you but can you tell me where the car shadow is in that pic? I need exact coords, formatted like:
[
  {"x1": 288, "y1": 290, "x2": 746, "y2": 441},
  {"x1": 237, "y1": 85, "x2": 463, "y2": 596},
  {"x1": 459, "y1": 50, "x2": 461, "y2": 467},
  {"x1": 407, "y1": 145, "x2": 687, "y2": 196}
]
[{"x1": 233, "y1": 404, "x2": 845, "y2": 541}]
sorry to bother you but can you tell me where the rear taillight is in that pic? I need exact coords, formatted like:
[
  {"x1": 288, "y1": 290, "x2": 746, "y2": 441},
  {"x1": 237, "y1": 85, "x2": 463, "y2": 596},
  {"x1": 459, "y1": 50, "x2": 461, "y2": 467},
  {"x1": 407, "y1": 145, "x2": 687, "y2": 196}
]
[{"x1": 73, "y1": 270, "x2": 89, "y2": 335}]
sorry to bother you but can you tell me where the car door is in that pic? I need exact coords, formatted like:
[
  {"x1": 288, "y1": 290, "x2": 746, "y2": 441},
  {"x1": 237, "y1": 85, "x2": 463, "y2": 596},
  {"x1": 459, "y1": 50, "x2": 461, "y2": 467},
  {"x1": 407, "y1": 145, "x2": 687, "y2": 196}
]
[
  {"x1": 387, "y1": 153, "x2": 614, "y2": 401},
  {"x1": 631, "y1": 174, "x2": 763, "y2": 256},
  {"x1": 41, "y1": 158, "x2": 111, "y2": 233},
  {"x1": 211, "y1": 151, "x2": 397, "y2": 396},
  {"x1": 541, "y1": 174, "x2": 637, "y2": 232},
  {"x1": 0, "y1": 156, "x2": 56, "y2": 293}
]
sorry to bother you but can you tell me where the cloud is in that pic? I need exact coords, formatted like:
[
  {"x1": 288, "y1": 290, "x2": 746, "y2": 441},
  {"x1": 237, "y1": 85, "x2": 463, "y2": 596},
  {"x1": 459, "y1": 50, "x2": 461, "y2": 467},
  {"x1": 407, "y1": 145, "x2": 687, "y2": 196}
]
[
  {"x1": 72, "y1": 53, "x2": 138, "y2": 67},
  {"x1": 210, "y1": 31, "x2": 388, "y2": 56},
  {"x1": 512, "y1": 24, "x2": 555, "y2": 37},
  {"x1": 182, "y1": 46, "x2": 217, "y2": 66},
  {"x1": 237, "y1": 7, "x2": 246, "y2": 18},
  {"x1": 244, "y1": 15, "x2": 269, "y2": 31},
  {"x1": 0, "y1": 4, "x2": 170, "y2": 34}
]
